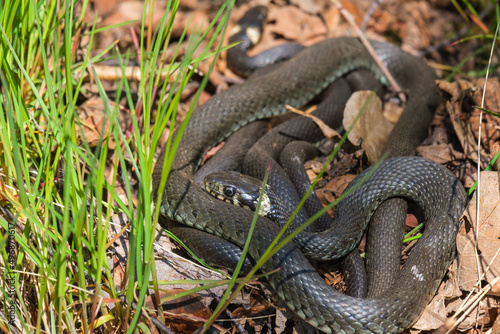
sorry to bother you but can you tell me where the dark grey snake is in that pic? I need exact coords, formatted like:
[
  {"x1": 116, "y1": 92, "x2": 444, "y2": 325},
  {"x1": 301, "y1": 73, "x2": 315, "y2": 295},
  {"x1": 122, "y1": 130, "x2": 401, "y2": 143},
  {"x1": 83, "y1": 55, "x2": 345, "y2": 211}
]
[{"x1": 152, "y1": 34, "x2": 468, "y2": 332}]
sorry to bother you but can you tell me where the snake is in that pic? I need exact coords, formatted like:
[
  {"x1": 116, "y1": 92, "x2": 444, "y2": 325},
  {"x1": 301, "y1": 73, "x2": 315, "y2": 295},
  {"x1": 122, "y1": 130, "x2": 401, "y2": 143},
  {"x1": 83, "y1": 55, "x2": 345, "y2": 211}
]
[
  {"x1": 152, "y1": 18, "x2": 468, "y2": 332},
  {"x1": 226, "y1": 6, "x2": 305, "y2": 77}
]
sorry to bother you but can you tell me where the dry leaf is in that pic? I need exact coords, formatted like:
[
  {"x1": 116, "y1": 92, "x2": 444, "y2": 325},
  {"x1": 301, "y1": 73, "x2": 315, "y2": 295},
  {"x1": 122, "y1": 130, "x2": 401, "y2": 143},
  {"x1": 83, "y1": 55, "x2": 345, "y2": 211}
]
[
  {"x1": 232, "y1": 289, "x2": 274, "y2": 318},
  {"x1": 322, "y1": 174, "x2": 357, "y2": 198},
  {"x1": 286, "y1": 104, "x2": 341, "y2": 139},
  {"x1": 267, "y1": 5, "x2": 327, "y2": 44},
  {"x1": 438, "y1": 78, "x2": 500, "y2": 167},
  {"x1": 76, "y1": 99, "x2": 131, "y2": 149},
  {"x1": 289, "y1": 0, "x2": 328, "y2": 15},
  {"x1": 417, "y1": 143, "x2": 467, "y2": 164},
  {"x1": 144, "y1": 289, "x2": 212, "y2": 334},
  {"x1": 343, "y1": 91, "x2": 392, "y2": 164},
  {"x1": 412, "y1": 268, "x2": 462, "y2": 332},
  {"x1": 412, "y1": 291, "x2": 447, "y2": 330},
  {"x1": 457, "y1": 171, "x2": 500, "y2": 293}
]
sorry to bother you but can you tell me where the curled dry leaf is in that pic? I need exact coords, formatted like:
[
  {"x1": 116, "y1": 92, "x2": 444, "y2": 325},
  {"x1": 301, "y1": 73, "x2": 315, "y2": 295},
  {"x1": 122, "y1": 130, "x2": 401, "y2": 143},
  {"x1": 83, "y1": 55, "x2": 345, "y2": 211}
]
[
  {"x1": 343, "y1": 91, "x2": 392, "y2": 164},
  {"x1": 76, "y1": 99, "x2": 133, "y2": 150},
  {"x1": 315, "y1": 173, "x2": 356, "y2": 213},
  {"x1": 286, "y1": 104, "x2": 341, "y2": 139},
  {"x1": 399, "y1": 1, "x2": 433, "y2": 52}
]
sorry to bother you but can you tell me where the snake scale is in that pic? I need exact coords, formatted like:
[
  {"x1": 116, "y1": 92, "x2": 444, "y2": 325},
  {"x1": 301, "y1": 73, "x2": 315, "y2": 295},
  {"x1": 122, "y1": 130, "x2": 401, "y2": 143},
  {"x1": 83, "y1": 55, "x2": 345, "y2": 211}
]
[{"x1": 152, "y1": 36, "x2": 468, "y2": 333}]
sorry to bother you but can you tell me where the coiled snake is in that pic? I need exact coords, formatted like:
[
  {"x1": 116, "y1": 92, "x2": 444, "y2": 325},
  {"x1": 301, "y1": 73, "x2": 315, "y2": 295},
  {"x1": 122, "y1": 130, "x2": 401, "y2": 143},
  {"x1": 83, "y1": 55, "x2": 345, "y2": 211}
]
[{"x1": 152, "y1": 34, "x2": 468, "y2": 333}]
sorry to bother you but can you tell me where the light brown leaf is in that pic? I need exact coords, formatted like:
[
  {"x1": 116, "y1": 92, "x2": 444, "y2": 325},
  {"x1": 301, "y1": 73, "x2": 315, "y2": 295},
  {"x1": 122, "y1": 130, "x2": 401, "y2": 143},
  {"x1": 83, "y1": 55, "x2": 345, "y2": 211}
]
[
  {"x1": 412, "y1": 272, "x2": 461, "y2": 331},
  {"x1": 267, "y1": 5, "x2": 327, "y2": 44},
  {"x1": 457, "y1": 171, "x2": 500, "y2": 293},
  {"x1": 322, "y1": 174, "x2": 357, "y2": 198},
  {"x1": 286, "y1": 104, "x2": 341, "y2": 139},
  {"x1": 343, "y1": 91, "x2": 392, "y2": 164},
  {"x1": 416, "y1": 143, "x2": 467, "y2": 164}
]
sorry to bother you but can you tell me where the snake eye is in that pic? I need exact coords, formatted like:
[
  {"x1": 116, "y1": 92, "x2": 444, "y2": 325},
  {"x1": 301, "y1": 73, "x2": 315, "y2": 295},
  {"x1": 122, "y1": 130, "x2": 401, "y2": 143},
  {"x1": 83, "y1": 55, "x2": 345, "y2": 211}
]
[{"x1": 223, "y1": 186, "x2": 236, "y2": 197}]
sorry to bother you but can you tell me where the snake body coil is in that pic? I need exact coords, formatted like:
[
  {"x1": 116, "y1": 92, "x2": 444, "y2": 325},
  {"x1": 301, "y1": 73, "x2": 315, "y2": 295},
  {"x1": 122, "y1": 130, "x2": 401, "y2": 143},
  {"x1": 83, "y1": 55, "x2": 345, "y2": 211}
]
[{"x1": 153, "y1": 37, "x2": 467, "y2": 333}]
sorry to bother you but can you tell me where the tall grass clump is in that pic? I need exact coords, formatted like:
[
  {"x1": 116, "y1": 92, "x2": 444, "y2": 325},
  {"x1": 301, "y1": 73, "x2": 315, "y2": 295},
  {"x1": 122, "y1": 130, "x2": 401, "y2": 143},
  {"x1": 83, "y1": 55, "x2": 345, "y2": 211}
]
[{"x1": 0, "y1": 0, "x2": 234, "y2": 332}]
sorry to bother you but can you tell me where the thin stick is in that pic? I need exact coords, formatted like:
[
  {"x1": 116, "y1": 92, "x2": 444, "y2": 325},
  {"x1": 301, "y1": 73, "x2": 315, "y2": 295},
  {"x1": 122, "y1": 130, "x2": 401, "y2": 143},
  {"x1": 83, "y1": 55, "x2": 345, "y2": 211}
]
[
  {"x1": 446, "y1": 277, "x2": 500, "y2": 334},
  {"x1": 473, "y1": 19, "x2": 499, "y2": 304},
  {"x1": 332, "y1": 0, "x2": 406, "y2": 103}
]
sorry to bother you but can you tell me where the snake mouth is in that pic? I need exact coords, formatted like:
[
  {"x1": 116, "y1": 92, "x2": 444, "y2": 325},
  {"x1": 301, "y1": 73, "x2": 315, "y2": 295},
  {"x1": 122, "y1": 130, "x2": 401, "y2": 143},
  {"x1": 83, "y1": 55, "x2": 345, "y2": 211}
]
[
  {"x1": 207, "y1": 188, "x2": 247, "y2": 209},
  {"x1": 208, "y1": 189, "x2": 227, "y2": 202}
]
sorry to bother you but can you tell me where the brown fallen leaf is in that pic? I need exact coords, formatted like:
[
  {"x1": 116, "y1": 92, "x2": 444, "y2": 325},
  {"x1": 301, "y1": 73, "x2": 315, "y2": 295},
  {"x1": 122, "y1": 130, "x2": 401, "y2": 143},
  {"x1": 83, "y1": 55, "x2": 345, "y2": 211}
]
[
  {"x1": 202, "y1": 142, "x2": 224, "y2": 165},
  {"x1": 316, "y1": 188, "x2": 336, "y2": 210},
  {"x1": 145, "y1": 289, "x2": 212, "y2": 333},
  {"x1": 457, "y1": 171, "x2": 500, "y2": 293},
  {"x1": 232, "y1": 289, "x2": 275, "y2": 318},
  {"x1": 77, "y1": 100, "x2": 116, "y2": 149},
  {"x1": 455, "y1": 160, "x2": 478, "y2": 189},
  {"x1": 286, "y1": 104, "x2": 341, "y2": 139},
  {"x1": 405, "y1": 213, "x2": 420, "y2": 229},
  {"x1": 322, "y1": 174, "x2": 357, "y2": 198},
  {"x1": 490, "y1": 310, "x2": 500, "y2": 334},
  {"x1": 399, "y1": 1, "x2": 433, "y2": 52},
  {"x1": 343, "y1": 91, "x2": 392, "y2": 164},
  {"x1": 412, "y1": 282, "x2": 449, "y2": 331},
  {"x1": 446, "y1": 295, "x2": 497, "y2": 332},
  {"x1": 449, "y1": 171, "x2": 500, "y2": 332},
  {"x1": 84, "y1": 0, "x2": 120, "y2": 22},
  {"x1": 417, "y1": 143, "x2": 467, "y2": 164},
  {"x1": 107, "y1": 215, "x2": 228, "y2": 309},
  {"x1": 382, "y1": 101, "x2": 404, "y2": 124},
  {"x1": 90, "y1": 0, "x2": 169, "y2": 49},
  {"x1": 490, "y1": 279, "x2": 500, "y2": 296},
  {"x1": 289, "y1": 0, "x2": 328, "y2": 15},
  {"x1": 305, "y1": 160, "x2": 329, "y2": 178},
  {"x1": 267, "y1": 5, "x2": 328, "y2": 45},
  {"x1": 412, "y1": 262, "x2": 463, "y2": 332}
]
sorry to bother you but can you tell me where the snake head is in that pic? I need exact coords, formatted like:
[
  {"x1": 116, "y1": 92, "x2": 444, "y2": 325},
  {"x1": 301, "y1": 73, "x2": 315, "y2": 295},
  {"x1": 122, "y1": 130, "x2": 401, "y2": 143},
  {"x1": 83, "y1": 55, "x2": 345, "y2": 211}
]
[
  {"x1": 229, "y1": 6, "x2": 268, "y2": 47},
  {"x1": 204, "y1": 171, "x2": 271, "y2": 216}
]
